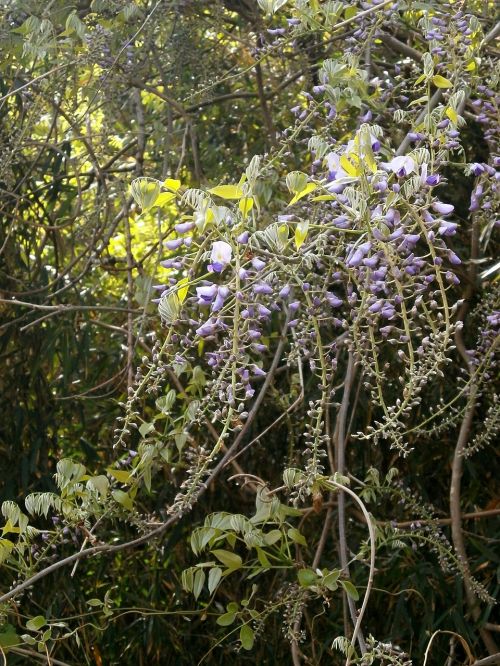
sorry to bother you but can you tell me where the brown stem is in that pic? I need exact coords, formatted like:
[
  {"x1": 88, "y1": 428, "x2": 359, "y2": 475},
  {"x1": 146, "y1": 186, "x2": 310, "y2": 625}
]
[
  {"x1": 450, "y1": 385, "x2": 498, "y2": 656},
  {"x1": 335, "y1": 351, "x2": 366, "y2": 655},
  {"x1": 471, "y1": 654, "x2": 500, "y2": 666}
]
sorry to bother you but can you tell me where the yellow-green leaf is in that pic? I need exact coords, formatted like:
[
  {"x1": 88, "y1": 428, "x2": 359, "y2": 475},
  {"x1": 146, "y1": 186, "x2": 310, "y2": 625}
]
[
  {"x1": 177, "y1": 276, "x2": 190, "y2": 304},
  {"x1": 238, "y1": 196, "x2": 254, "y2": 218},
  {"x1": 414, "y1": 73, "x2": 426, "y2": 86},
  {"x1": 360, "y1": 130, "x2": 377, "y2": 174},
  {"x1": 340, "y1": 154, "x2": 361, "y2": 177},
  {"x1": 294, "y1": 220, "x2": 309, "y2": 249},
  {"x1": 432, "y1": 74, "x2": 453, "y2": 89},
  {"x1": 208, "y1": 184, "x2": 244, "y2": 200},
  {"x1": 2, "y1": 520, "x2": 20, "y2": 536},
  {"x1": 278, "y1": 224, "x2": 289, "y2": 244},
  {"x1": 312, "y1": 194, "x2": 336, "y2": 202},
  {"x1": 445, "y1": 107, "x2": 458, "y2": 124},
  {"x1": 289, "y1": 183, "x2": 317, "y2": 206},
  {"x1": 107, "y1": 468, "x2": 132, "y2": 484},
  {"x1": 155, "y1": 192, "x2": 176, "y2": 207},
  {"x1": 163, "y1": 178, "x2": 181, "y2": 192}
]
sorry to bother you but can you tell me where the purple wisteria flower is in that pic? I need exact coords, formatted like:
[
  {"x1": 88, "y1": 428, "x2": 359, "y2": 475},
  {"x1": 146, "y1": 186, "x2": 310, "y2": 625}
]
[
  {"x1": 236, "y1": 231, "x2": 250, "y2": 244},
  {"x1": 384, "y1": 155, "x2": 416, "y2": 178},
  {"x1": 432, "y1": 201, "x2": 454, "y2": 216},
  {"x1": 166, "y1": 238, "x2": 184, "y2": 250},
  {"x1": 196, "y1": 318, "x2": 219, "y2": 337},
  {"x1": 209, "y1": 241, "x2": 232, "y2": 272},
  {"x1": 196, "y1": 284, "x2": 218, "y2": 304},
  {"x1": 175, "y1": 221, "x2": 195, "y2": 234}
]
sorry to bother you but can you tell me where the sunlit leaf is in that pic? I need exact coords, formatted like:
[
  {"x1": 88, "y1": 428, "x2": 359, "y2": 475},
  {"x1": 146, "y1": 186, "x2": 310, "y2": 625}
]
[
  {"x1": 294, "y1": 220, "x2": 309, "y2": 249},
  {"x1": 432, "y1": 74, "x2": 453, "y2": 88},
  {"x1": 163, "y1": 178, "x2": 181, "y2": 192},
  {"x1": 177, "y1": 276, "x2": 190, "y2": 303},
  {"x1": 155, "y1": 192, "x2": 176, "y2": 206},
  {"x1": 208, "y1": 184, "x2": 244, "y2": 200},
  {"x1": 238, "y1": 196, "x2": 254, "y2": 217},
  {"x1": 340, "y1": 154, "x2": 361, "y2": 177},
  {"x1": 289, "y1": 183, "x2": 317, "y2": 206}
]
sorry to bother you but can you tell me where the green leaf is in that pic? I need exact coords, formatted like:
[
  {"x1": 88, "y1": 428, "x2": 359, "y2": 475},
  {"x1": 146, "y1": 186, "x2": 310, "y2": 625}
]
[
  {"x1": 193, "y1": 568, "x2": 205, "y2": 600},
  {"x1": 211, "y1": 549, "x2": 243, "y2": 570},
  {"x1": 139, "y1": 422, "x2": 155, "y2": 438},
  {"x1": 256, "y1": 547, "x2": 271, "y2": 567},
  {"x1": 344, "y1": 6, "x2": 357, "y2": 19},
  {"x1": 87, "y1": 598, "x2": 103, "y2": 607},
  {"x1": 216, "y1": 612, "x2": 236, "y2": 626},
  {"x1": 288, "y1": 527, "x2": 307, "y2": 546},
  {"x1": 208, "y1": 566, "x2": 223, "y2": 594},
  {"x1": 286, "y1": 171, "x2": 308, "y2": 194},
  {"x1": 240, "y1": 624, "x2": 255, "y2": 650},
  {"x1": 107, "y1": 468, "x2": 132, "y2": 484},
  {"x1": 130, "y1": 177, "x2": 161, "y2": 210},
  {"x1": 432, "y1": 74, "x2": 453, "y2": 89},
  {"x1": 21, "y1": 634, "x2": 36, "y2": 646},
  {"x1": 208, "y1": 184, "x2": 244, "y2": 200},
  {"x1": 111, "y1": 490, "x2": 134, "y2": 511},
  {"x1": 156, "y1": 389, "x2": 177, "y2": 414},
  {"x1": 0, "y1": 624, "x2": 19, "y2": 648},
  {"x1": 297, "y1": 569, "x2": 318, "y2": 587},
  {"x1": 323, "y1": 570, "x2": 340, "y2": 591},
  {"x1": 340, "y1": 580, "x2": 359, "y2": 600},
  {"x1": 409, "y1": 95, "x2": 428, "y2": 107},
  {"x1": 87, "y1": 475, "x2": 109, "y2": 497},
  {"x1": 263, "y1": 529, "x2": 282, "y2": 546},
  {"x1": 26, "y1": 616, "x2": 46, "y2": 632},
  {"x1": 181, "y1": 568, "x2": 194, "y2": 592}
]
